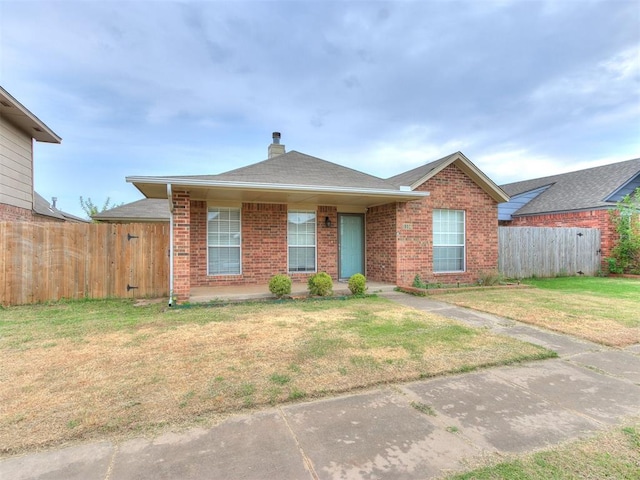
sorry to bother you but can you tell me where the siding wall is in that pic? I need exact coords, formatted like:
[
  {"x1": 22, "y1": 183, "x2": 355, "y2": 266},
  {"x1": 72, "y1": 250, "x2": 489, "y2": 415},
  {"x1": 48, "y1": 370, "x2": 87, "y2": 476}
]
[{"x1": 0, "y1": 115, "x2": 33, "y2": 212}]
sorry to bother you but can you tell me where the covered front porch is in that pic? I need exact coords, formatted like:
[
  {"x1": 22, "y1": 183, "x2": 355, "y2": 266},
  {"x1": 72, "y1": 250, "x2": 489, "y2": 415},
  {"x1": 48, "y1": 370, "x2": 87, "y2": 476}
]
[{"x1": 189, "y1": 281, "x2": 397, "y2": 303}]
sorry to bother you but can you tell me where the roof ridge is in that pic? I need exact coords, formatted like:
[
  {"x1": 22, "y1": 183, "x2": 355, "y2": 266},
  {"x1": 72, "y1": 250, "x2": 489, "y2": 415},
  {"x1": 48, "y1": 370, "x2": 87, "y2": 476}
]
[{"x1": 502, "y1": 157, "x2": 640, "y2": 188}]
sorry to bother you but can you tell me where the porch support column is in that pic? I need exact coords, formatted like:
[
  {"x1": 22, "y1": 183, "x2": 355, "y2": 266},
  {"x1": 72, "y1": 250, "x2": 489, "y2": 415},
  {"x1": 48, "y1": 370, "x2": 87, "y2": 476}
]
[{"x1": 172, "y1": 189, "x2": 191, "y2": 302}]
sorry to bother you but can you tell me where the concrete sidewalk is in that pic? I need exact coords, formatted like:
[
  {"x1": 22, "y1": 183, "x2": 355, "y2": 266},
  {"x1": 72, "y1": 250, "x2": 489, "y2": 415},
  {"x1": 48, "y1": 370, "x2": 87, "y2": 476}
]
[{"x1": 2, "y1": 293, "x2": 639, "y2": 480}]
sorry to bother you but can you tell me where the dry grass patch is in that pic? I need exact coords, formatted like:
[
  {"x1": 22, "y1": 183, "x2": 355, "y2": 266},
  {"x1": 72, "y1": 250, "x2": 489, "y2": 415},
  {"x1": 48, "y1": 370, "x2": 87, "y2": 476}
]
[
  {"x1": 431, "y1": 288, "x2": 639, "y2": 347},
  {"x1": 0, "y1": 297, "x2": 553, "y2": 455}
]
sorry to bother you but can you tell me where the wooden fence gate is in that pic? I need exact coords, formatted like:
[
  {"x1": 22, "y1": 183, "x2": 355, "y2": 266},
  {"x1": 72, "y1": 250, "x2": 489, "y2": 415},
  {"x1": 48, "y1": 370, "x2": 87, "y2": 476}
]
[
  {"x1": 498, "y1": 226, "x2": 601, "y2": 278},
  {"x1": 0, "y1": 222, "x2": 169, "y2": 305}
]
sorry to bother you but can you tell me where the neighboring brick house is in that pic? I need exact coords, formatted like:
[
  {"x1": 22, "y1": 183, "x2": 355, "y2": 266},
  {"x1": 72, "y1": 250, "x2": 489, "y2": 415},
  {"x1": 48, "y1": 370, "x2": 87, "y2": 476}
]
[
  {"x1": 128, "y1": 133, "x2": 509, "y2": 303},
  {"x1": 499, "y1": 158, "x2": 640, "y2": 263},
  {"x1": 0, "y1": 87, "x2": 82, "y2": 222}
]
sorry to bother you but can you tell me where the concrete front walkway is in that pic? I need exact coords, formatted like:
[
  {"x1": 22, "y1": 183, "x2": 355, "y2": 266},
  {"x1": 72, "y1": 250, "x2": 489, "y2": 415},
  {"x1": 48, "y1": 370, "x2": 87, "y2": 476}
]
[{"x1": 2, "y1": 292, "x2": 639, "y2": 480}]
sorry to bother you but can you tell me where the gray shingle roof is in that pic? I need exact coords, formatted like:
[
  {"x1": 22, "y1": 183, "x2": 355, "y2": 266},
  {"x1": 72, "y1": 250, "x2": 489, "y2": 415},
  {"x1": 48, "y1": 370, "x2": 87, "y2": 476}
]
[
  {"x1": 161, "y1": 151, "x2": 397, "y2": 190},
  {"x1": 33, "y1": 192, "x2": 87, "y2": 222},
  {"x1": 386, "y1": 153, "x2": 458, "y2": 187},
  {"x1": 93, "y1": 198, "x2": 170, "y2": 222},
  {"x1": 500, "y1": 158, "x2": 640, "y2": 215},
  {"x1": 33, "y1": 192, "x2": 65, "y2": 220}
]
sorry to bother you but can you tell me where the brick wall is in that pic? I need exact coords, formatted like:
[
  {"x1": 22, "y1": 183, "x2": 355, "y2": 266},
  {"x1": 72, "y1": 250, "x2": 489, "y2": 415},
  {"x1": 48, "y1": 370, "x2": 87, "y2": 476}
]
[
  {"x1": 0, "y1": 203, "x2": 34, "y2": 221},
  {"x1": 172, "y1": 190, "x2": 191, "y2": 301},
  {"x1": 317, "y1": 206, "x2": 338, "y2": 279},
  {"x1": 366, "y1": 163, "x2": 500, "y2": 286},
  {"x1": 188, "y1": 202, "x2": 338, "y2": 288},
  {"x1": 509, "y1": 209, "x2": 615, "y2": 261},
  {"x1": 365, "y1": 203, "x2": 398, "y2": 283},
  {"x1": 400, "y1": 163, "x2": 499, "y2": 285}
]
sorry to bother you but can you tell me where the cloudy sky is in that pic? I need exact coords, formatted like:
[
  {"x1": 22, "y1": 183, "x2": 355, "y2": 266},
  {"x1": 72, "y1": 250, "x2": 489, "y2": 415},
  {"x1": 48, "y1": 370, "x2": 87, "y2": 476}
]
[{"x1": 1, "y1": 0, "x2": 639, "y2": 218}]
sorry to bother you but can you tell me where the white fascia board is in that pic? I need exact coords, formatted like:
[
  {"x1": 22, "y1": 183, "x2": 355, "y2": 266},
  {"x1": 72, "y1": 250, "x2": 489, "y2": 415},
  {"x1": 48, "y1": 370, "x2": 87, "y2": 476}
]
[{"x1": 126, "y1": 176, "x2": 430, "y2": 199}]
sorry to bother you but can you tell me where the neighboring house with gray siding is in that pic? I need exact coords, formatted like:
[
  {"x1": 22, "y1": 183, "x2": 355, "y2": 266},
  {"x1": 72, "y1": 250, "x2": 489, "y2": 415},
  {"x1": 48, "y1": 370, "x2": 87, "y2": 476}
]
[{"x1": 0, "y1": 86, "x2": 81, "y2": 222}]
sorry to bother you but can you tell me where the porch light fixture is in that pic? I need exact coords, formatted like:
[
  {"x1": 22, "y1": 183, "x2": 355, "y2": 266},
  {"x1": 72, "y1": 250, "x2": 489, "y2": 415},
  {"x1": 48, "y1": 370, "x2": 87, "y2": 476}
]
[{"x1": 325, "y1": 216, "x2": 332, "y2": 228}]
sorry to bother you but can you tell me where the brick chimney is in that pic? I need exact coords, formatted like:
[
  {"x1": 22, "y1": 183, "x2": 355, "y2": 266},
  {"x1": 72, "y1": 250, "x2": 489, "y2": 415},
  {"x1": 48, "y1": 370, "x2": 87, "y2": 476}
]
[{"x1": 268, "y1": 131, "x2": 285, "y2": 158}]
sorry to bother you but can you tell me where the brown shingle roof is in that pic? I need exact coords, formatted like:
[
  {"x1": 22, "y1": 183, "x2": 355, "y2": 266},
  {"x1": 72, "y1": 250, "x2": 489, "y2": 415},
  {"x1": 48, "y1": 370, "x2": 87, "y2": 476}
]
[{"x1": 161, "y1": 151, "x2": 397, "y2": 190}]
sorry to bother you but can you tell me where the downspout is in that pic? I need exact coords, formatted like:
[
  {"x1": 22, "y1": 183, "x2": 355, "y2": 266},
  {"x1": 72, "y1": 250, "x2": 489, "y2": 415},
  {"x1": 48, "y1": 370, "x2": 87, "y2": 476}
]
[{"x1": 167, "y1": 184, "x2": 175, "y2": 307}]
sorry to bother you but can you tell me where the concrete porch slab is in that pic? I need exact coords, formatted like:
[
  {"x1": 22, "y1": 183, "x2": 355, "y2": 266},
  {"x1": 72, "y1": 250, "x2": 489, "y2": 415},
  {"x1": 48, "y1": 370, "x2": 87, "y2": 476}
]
[{"x1": 189, "y1": 281, "x2": 397, "y2": 303}]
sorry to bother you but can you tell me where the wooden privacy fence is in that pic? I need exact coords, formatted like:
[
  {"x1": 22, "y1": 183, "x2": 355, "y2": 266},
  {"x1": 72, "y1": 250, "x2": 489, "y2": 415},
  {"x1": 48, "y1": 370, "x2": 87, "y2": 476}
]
[
  {"x1": 498, "y1": 226, "x2": 601, "y2": 278},
  {"x1": 0, "y1": 222, "x2": 169, "y2": 305}
]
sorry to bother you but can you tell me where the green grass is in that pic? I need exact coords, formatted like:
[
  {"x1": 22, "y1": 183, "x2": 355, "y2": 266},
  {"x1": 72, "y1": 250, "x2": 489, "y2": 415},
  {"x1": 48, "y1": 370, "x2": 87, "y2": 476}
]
[
  {"x1": 523, "y1": 276, "x2": 640, "y2": 300},
  {"x1": 432, "y1": 277, "x2": 639, "y2": 347},
  {"x1": 447, "y1": 421, "x2": 640, "y2": 479}
]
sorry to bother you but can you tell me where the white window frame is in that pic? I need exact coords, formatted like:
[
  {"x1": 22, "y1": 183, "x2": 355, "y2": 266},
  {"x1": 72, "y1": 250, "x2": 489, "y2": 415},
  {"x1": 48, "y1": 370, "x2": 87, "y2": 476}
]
[
  {"x1": 287, "y1": 210, "x2": 317, "y2": 273},
  {"x1": 433, "y1": 209, "x2": 466, "y2": 273},
  {"x1": 207, "y1": 206, "x2": 242, "y2": 276}
]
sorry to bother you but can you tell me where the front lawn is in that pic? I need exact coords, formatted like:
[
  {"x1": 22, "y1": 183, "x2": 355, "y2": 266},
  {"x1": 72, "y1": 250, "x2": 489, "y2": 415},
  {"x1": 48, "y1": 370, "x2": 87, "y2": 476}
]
[
  {"x1": 431, "y1": 277, "x2": 639, "y2": 347},
  {"x1": 0, "y1": 296, "x2": 553, "y2": 456}
]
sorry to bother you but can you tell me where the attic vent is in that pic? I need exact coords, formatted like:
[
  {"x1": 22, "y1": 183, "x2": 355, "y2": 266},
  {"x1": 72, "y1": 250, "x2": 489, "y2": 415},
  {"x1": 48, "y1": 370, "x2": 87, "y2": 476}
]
[{"x1": 0, "y1": 101, "x2": 11, "y2": 107}]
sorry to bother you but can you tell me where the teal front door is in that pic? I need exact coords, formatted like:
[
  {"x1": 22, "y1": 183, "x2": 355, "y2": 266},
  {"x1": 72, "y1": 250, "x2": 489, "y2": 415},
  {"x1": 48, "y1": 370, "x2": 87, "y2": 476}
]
[{"x1": 339, "y1": 214, "x2": 364, "y2": 279}]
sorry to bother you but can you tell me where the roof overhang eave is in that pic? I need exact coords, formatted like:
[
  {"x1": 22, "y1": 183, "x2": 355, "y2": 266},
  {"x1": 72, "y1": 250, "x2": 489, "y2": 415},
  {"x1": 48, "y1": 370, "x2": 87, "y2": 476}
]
[
  {"x1": 126, "y1": 176, "x2": 430, "y2": 203},
  {"x1": 0, "y1": 87, "x2": 61, "y2": 143}
]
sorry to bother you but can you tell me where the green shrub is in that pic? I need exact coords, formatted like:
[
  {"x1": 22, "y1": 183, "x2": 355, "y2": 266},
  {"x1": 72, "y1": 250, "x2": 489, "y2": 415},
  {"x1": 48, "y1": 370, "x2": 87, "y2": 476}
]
[
  {"x1": 412, "y1": 274, "x2": 428, "y2": 289},
  {"x1": 268, "y1": 274, "x2": 292, "y2": 298},
  {"x1": 307, "y1": 272, "x2": 333, "y2": 296},
  {"x1": 348, "y1": 273, "x2": 367, "y2": 296}
]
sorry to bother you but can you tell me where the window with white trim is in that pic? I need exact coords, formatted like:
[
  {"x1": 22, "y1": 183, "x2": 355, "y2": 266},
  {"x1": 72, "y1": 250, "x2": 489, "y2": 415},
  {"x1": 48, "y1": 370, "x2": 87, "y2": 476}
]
[
  {"x1": 208, "y1": 207, "x2": 241, "y2": 275},
  {"x1": 433, "y1": 209, "x2": 465, "y2": 272},
  {"x1": 288, "y1": 210, "x2": 316, "y2": 272}
]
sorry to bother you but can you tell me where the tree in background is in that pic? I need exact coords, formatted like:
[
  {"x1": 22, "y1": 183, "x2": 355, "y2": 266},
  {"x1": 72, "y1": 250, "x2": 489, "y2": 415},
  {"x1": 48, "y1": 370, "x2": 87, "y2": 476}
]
[
  {"x1": 607, "y1": 187, "x2": 640, "y2": 274},
  {"x1": 79, "y1": 196, "x2": 121, "y2": 221}
]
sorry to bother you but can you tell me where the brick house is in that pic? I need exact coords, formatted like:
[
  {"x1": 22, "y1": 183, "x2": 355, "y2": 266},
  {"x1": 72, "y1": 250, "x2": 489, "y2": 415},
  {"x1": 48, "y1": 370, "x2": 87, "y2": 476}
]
[
  {"x1": 499, "y1": 158, "x2": 640, "y2": 262},
  {"x1": 0, "y1": 87, "x2": 83, "y2": 222},
  {"x1": 128, "y1": 133, "x2": 509, "y2": 303}
]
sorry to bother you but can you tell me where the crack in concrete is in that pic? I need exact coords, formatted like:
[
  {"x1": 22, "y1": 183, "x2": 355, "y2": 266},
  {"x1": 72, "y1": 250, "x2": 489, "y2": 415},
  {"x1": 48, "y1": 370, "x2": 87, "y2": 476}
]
[{"x1": 278, "y1": 407, "x2": 319, "y2": 480}]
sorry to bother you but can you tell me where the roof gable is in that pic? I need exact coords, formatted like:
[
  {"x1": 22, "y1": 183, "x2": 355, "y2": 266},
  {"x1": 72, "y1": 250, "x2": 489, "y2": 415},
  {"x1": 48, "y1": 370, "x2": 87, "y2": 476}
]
[
  {"x1": 387, "y1": 151, "x2": 509, "y2": 203},
  {"x1": 501, "y1": 157, "x2": 640, "y2": 215}
]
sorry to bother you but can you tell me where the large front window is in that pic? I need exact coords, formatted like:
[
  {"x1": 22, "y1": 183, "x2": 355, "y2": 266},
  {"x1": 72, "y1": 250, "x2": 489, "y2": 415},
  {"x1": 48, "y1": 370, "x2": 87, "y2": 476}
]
[
  {"x1": 288, "y1": 210, "x2": 316, "y2": 272},
  {"x1": 433, "y1": 209, "x2": 465, "y2": 272},
  {"x1": 208, "y1": 207, "x2": 241, "y2": 275}
]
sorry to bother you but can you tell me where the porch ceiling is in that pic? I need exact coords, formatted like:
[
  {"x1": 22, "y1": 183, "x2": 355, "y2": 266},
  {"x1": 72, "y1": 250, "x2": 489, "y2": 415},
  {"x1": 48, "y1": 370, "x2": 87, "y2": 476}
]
[{"x1": 128, "y1": 178, "x2": 429, "y2": 208}]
